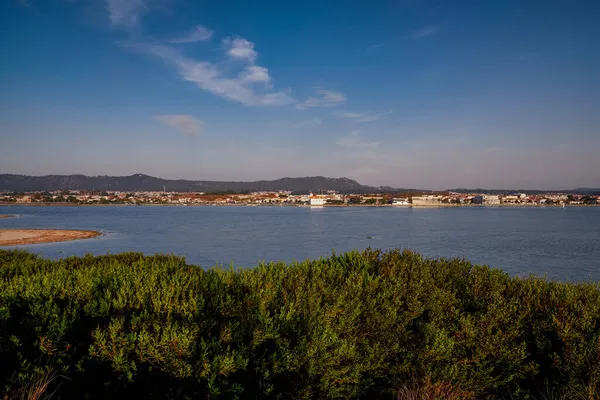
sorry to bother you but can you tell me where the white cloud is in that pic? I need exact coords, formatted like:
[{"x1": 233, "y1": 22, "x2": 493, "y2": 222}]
[
  {"x1": 106, "y1": 0, "x2": 146, "y2": 28},
  {"x1": 258, "y1": 92, "x2": 294, "y2": 106},
  {"x1": 336, "y1": 130, "x2": 380, "y2": 148},
  {"x1": 412, "y1": 25, "x2": 439, "y2": 38},
  {"x1": 169, "y1": 25, "x2": 213, "y2": 44},
  {"x1": 296, "y1": 88, "x2": 346, "y2": 109},
  {"x1": 139, "y1": 29, "x2": 295, "y2": 107},
  {"x1": 147, "y1": 44, "x2": 294, "y2": 106},
  {"x1": 223, "y1": 37, "x2": 258, "y2": 63},
  {"x1": 99, "y1": 4, "x2": 334, "y2": 110},
  {"x1": 239, "y1": 66, "x2": 271, "y2": 84},
  {"x1": 153, "y1": 114, "x2": 203, "y2": 136},
  {"x1": 295, "y1": 117, "x2": 323, "y2": 128},
  {"x1": 334, "y1": 110, "x2": 392, "y2": 123}
]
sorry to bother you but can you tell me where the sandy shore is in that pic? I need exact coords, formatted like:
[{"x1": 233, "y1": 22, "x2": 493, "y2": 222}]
[{"x1": 0, "y1": 229, "x2": 100, "y2": 246}]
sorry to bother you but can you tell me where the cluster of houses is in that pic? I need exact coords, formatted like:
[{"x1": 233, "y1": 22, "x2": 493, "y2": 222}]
[
  {"x1": 0, "y1": 190, "x2": 598, "y2": 207},
  {"x1": 394, "y1": 193, "x2": 598, "y2": 206},
  {"x1": 310, "y1": 193, "x2": 599, "y2": 206}
]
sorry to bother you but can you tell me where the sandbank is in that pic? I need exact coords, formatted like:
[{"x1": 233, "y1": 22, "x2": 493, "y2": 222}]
[{"x1": 0, "y1": 229, "x2": 100, "y2": 246}]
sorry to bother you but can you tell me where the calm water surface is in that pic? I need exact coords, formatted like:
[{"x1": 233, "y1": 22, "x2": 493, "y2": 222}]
[{"x1": 1, "y1": 205, "x2": 599, "y2": 281}]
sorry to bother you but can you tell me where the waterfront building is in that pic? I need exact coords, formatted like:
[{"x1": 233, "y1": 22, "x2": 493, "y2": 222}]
[
  {"x1": 483, "y1": 195, "x2": 501, "y2": 205},
  {"x1": 392, "y1": 198, "x2": 410, "y2": 206},
  {"x1": 411, "y1": 195, "x2": 444, "y2": 206}
]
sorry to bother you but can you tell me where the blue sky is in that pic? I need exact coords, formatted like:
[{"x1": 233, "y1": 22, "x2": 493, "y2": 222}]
[{"x1": 1, "y1": 0, "x2": 599, "y2": 189}]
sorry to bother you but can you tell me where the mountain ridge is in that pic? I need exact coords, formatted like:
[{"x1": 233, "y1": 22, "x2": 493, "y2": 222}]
[
  {"x1": 3, "y1": 174, "x2": 594, "y2": 194},
  {"x1": 0, "y1": 174, "x2": 398, "y2": 194}
]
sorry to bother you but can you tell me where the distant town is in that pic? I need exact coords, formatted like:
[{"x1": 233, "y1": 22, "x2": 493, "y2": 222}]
[{"x1": 1, "y1": 189, "x2": 598, "y2": 207}]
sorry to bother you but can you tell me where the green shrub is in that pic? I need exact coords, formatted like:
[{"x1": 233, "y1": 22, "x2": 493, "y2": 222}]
[{"x1": 1, "y1": 248, "x2": 600, "y2": 399}]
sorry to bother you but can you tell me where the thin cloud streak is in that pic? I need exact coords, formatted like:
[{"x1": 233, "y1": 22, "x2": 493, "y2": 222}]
[
  {"x1": 153, "y1": 114, "x2": 203, "y2": 136},
  {"x1": 336, "y1": 130, "x2": 380, "y2": 148},
  {"x1": 365, "y1": 43, "x2": 385, "y2": 55},
  {"x1": 169, "y1": 25, "x2": 213, "y2": 43},
  {"x1": 412, "y1": 25, "x2": 439, "y2": 38},
  {"x1": 106, "y1": 0, "x2": 146, "y2": 28},
  {"x1": 296, "y1": 88, "x2": 346, "y2": 109},
  {"x1": 335, "y1": 110, "x2": 392, "y2": 123},
  {"x1": 18, "y1": 0, "x2": 33, "y2": 9},
  {"x1": 366, "y1": 43, "x2": 385, "y2": 53},
  {"x1": 295, "y1": 117, "x2": 323, "y2": 128}
]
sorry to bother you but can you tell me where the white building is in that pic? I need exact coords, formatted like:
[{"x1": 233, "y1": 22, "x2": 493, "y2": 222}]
[
  {"x1": 411, "y1": 195, "x2": 444, "y2": 206},
  {"x1": 309, "y1": 197, "x2": 326, "y2": 206},
  {"x1": 502, "y1": 195, "x2": 520, "y2": 204},
  {"x1": 392, "y1": 198, "x2": 410, "y2": 206},
  {"x1": 309, "y1": 192, "x2": 340, "y2": 206},
  {"x1": 483, "y1": 195, "x2": 501, "y2": 205}
]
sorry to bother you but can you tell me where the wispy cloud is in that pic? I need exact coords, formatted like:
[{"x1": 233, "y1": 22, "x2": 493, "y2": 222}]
[
  {"x1": 145, "y1": 43, "x2": 294, "y2": 106},
  {"x1": 223, "y1": 37, "x2": 258, "y2": 63},
  {"x1": 138, "y1": 31, "x2": 295, "y2": 106},
  {"x1": 334, "y1": 110, "x2": 392, "y2": 123},
  {"x1": 106, "y1": 0, "x2": 146, "y2": 29},
  {"x1": 295, "y1": 117, "x2": 323, "y2": 128},
  {"x1": 99, "y1": 4, "x2": 331, "y2": 109},
  {"x1": 169, "y1": 25, "x2": 213, "y2": 44},
  {"x1": 336, "y1": 130, "x2": 380, "y2": 148},
  {"x1": 153, "y1": 114, "x2": 203, "y2": 136},
  {"x1": 365, "y1": 43, "x2": 385, "y2": 55},
  {"x1": 412, "y1": 25, "x2": 439, "y2": 38},
  {"x1": 367, "y1": 43, "x2": 385, "y2": 53},
  {"x1": 296, "y1": 88, "x2": 346, "y2": 110},
  {"x1": 18, "y1": 0, "x2": 33, "y2": 9}
]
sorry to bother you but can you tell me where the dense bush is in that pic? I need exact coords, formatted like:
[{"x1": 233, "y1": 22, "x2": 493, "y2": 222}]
[{"x1": 1, "y1": 248, "x2": 600, "y2": 399}]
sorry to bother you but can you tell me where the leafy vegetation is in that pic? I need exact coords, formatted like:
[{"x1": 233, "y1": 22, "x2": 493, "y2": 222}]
[{"x1": 1, "y1": 248, "x2": 600, "y2": 399}]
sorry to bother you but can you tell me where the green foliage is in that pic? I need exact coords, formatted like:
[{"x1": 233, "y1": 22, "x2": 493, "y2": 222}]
[
  {"x1": 1, "y1": 248, "x2": 600, "y2": 399},
  {"x1": 347, "y1": 196, "x2": 362, "y2": 204}
]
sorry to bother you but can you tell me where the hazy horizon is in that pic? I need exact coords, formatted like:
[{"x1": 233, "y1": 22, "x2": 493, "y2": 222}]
[{"x1": 1, "y1": 0, "x2": 599, "y2": 191}]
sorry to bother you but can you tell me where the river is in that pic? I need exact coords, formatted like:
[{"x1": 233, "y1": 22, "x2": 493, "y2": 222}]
[{"x1": 1, "y1": 205, "x2": 599, "y2": 281}]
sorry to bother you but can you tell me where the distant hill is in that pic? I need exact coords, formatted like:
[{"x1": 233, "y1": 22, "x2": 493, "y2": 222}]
[
  {"x1": 0, "y1": 174, "x2": 401, "y2": 194},
  {"x1": 572, "y1": 188, "x2": 600, "y2": 195}
]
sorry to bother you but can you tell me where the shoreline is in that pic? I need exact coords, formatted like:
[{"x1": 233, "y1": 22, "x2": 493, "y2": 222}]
[
  {"x1": 1, "y1": 202, "x2": 598, "y2": 208},
  {"x1": 0, "y1": 229, "x2": 101, "y2": 246}
]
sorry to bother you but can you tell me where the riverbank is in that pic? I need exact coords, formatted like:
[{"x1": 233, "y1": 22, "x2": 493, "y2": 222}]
[
  {"x1": 0, "y1": 229, "x2": 100, "y2": 246},
  {"x1": 1, "y1": 202, "x2": 598, "y2": 208}
]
